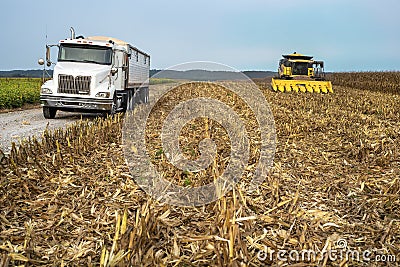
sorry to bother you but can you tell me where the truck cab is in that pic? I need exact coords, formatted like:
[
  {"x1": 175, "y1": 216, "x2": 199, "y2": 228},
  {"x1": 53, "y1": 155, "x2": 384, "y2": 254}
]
[{"x1": 39, "y1": 29, "x2": 150, "y2": 119}]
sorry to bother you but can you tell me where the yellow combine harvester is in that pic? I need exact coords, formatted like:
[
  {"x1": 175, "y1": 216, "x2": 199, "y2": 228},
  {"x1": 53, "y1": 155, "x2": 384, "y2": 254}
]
[{"x1": 271, "y1": 52, "x2": 333, "y2": 93}]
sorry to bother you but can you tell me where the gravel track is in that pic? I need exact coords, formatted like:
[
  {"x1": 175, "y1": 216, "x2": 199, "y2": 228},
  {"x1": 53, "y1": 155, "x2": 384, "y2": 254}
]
[
  {"x1": 0, "y1": 108, "x2": 102, "y2": 152},
  {"x1": 0, "y1": 84, "x2": 170, "y2": 153}
]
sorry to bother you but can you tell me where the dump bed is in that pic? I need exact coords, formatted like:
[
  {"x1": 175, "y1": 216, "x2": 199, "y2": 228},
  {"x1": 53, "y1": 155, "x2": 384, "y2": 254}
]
[{"x1": 128, "y1": 46, "x2": 150, "y2": 88}]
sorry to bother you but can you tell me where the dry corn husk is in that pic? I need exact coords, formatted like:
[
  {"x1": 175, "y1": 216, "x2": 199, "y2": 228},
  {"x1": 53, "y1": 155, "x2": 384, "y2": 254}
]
[{"x1": 0, "y1": 81, "x2": 399, "y2": 266}]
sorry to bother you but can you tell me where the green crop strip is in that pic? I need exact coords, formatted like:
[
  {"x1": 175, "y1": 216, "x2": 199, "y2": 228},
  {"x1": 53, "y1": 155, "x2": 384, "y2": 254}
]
[{"x1": 0, "y1": 78, "x2": 42, "y2": 109}]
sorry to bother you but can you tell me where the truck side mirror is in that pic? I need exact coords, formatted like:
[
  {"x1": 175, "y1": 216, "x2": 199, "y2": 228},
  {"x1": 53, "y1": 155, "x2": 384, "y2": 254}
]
[
  {"x1": 46, "y1": 46, "x2": 51, "y2": 67},
  {"x1": 111, "y1": 67, "x2": 118, "y2": 75}
]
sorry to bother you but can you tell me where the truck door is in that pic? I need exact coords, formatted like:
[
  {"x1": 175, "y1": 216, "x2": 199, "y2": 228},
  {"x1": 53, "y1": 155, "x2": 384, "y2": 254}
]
[{"x1": 123, "y1": 54, "x2": 129, "y2": 89}]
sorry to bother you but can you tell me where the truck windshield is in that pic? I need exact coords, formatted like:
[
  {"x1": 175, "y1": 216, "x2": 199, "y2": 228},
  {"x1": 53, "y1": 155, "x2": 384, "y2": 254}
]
[{"x1": 58, "y1": 44, "x2": 112, "y2": 65}]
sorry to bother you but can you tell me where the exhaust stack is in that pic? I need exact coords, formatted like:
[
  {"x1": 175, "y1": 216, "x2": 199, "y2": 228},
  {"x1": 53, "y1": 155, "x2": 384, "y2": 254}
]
[{"x1": 70, "y1": 27, "x2": 75, "y2": 39}]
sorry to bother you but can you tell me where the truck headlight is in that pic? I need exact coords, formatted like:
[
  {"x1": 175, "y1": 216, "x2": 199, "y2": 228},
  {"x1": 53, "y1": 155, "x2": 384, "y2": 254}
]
[
  {"x1": 41, "y1": 88, "x2": 53, "y2": 94},
  {"x1": 95, "y1": 92, "x2": 110, "y2": 98}
]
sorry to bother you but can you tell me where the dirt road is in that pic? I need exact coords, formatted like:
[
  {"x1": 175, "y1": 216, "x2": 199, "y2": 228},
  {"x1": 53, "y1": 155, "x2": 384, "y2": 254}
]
[
  {"x1": 0, "y1": 84, "x2": 174, "y2": 153},
  {"x1": 0, "y1": 108, "x2": 102, "y2": 152}
]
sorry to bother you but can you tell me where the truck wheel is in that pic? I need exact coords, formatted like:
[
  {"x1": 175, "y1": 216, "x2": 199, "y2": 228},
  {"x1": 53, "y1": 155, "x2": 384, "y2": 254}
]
[
  {"x1": 43, "y1": 107, "x2": 57, "y2": 119},
  {"x1": 108, "y1": 95, "x2": 117, "y2": 115},
  {"x1": 127, "y1": 90, "x2": 134, "y2": 111}
]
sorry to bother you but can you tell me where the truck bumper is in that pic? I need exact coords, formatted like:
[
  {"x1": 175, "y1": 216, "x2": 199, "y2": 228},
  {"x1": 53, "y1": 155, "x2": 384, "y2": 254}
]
[{"x1": 40, "y1": 95, "x2": 113, "y2": 111}]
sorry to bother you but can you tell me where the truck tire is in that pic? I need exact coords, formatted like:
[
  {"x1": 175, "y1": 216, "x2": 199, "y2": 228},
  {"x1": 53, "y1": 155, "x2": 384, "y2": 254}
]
[
  {"x1": 108, "y1": 95, "x2": 117, "y2": 116},
  {"x1": 43, "y1": 107, "x2": 57, "y2": 119},
  {"x1": 139, "y1": 87, "x2": 146, "y2": 104},
  {"x1": 126, "y1": 90, "x2": 134, "y2": 111}
]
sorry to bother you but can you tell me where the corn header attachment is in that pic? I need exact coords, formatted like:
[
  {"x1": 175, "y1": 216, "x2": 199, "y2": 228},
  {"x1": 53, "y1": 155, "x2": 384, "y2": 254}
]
[
  {"x1": 271, "y1": 52, "x2": 333, "y2": 93},
  {"x1": 271, "y1": 79, "x2": 333, "y2": 93}
]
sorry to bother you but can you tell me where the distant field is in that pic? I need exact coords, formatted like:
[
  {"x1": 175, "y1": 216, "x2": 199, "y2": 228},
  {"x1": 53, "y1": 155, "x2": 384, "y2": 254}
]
[
  {"x1": 0, "y1": 78, "x2": 41, "y2": 109},
  {"x1": 328, "y1": 71, "x2": 400, "y2": 94},
  {"x1": 149, "y1": 77, "x2": 176, "y2": 85},
  {"x1": 1, "y1": 72, "x2": 398, "y2": 111}
]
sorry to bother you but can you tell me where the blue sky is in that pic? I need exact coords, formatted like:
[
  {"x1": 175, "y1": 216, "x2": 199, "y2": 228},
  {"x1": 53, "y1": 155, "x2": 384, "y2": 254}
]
[{"x1": 1, "y1": 0, "x2": 399, "y2": 71}]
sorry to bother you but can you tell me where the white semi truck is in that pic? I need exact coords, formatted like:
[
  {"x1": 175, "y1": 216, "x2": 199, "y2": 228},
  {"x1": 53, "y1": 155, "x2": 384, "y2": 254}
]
[{"x1": 39, "y1": 28, "x2": 150, "y2": 119}]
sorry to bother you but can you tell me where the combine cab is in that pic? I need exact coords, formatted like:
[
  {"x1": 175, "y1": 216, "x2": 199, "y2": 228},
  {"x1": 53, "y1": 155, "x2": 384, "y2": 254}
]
[{"x1": 271, "y1": 52, "x2": 333, "y2": 93}]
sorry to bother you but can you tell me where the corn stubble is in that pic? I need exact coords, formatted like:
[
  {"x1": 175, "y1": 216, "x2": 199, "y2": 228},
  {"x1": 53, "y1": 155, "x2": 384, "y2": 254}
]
[
  {"x1": 328, "y1": 71, "x2": 400, "y2": 95},
  {"x1": 0, "y1": 79, "x2": 399, "y2": 266}
]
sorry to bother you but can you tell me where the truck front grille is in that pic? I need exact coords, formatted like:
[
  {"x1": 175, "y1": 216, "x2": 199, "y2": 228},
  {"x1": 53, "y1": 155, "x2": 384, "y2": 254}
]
[{"x1": 58, "y1": 75, "x2": 91, "y2": 94}]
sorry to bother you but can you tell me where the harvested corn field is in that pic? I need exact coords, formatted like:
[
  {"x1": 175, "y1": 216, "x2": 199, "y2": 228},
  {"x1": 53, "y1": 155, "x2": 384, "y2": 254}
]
[
  {"x1": 328, "y1": 72, "x2": 400, "y2": 95},
  {"x1": 0, "y1": 80, "x2": 399, "y2": 266}
]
